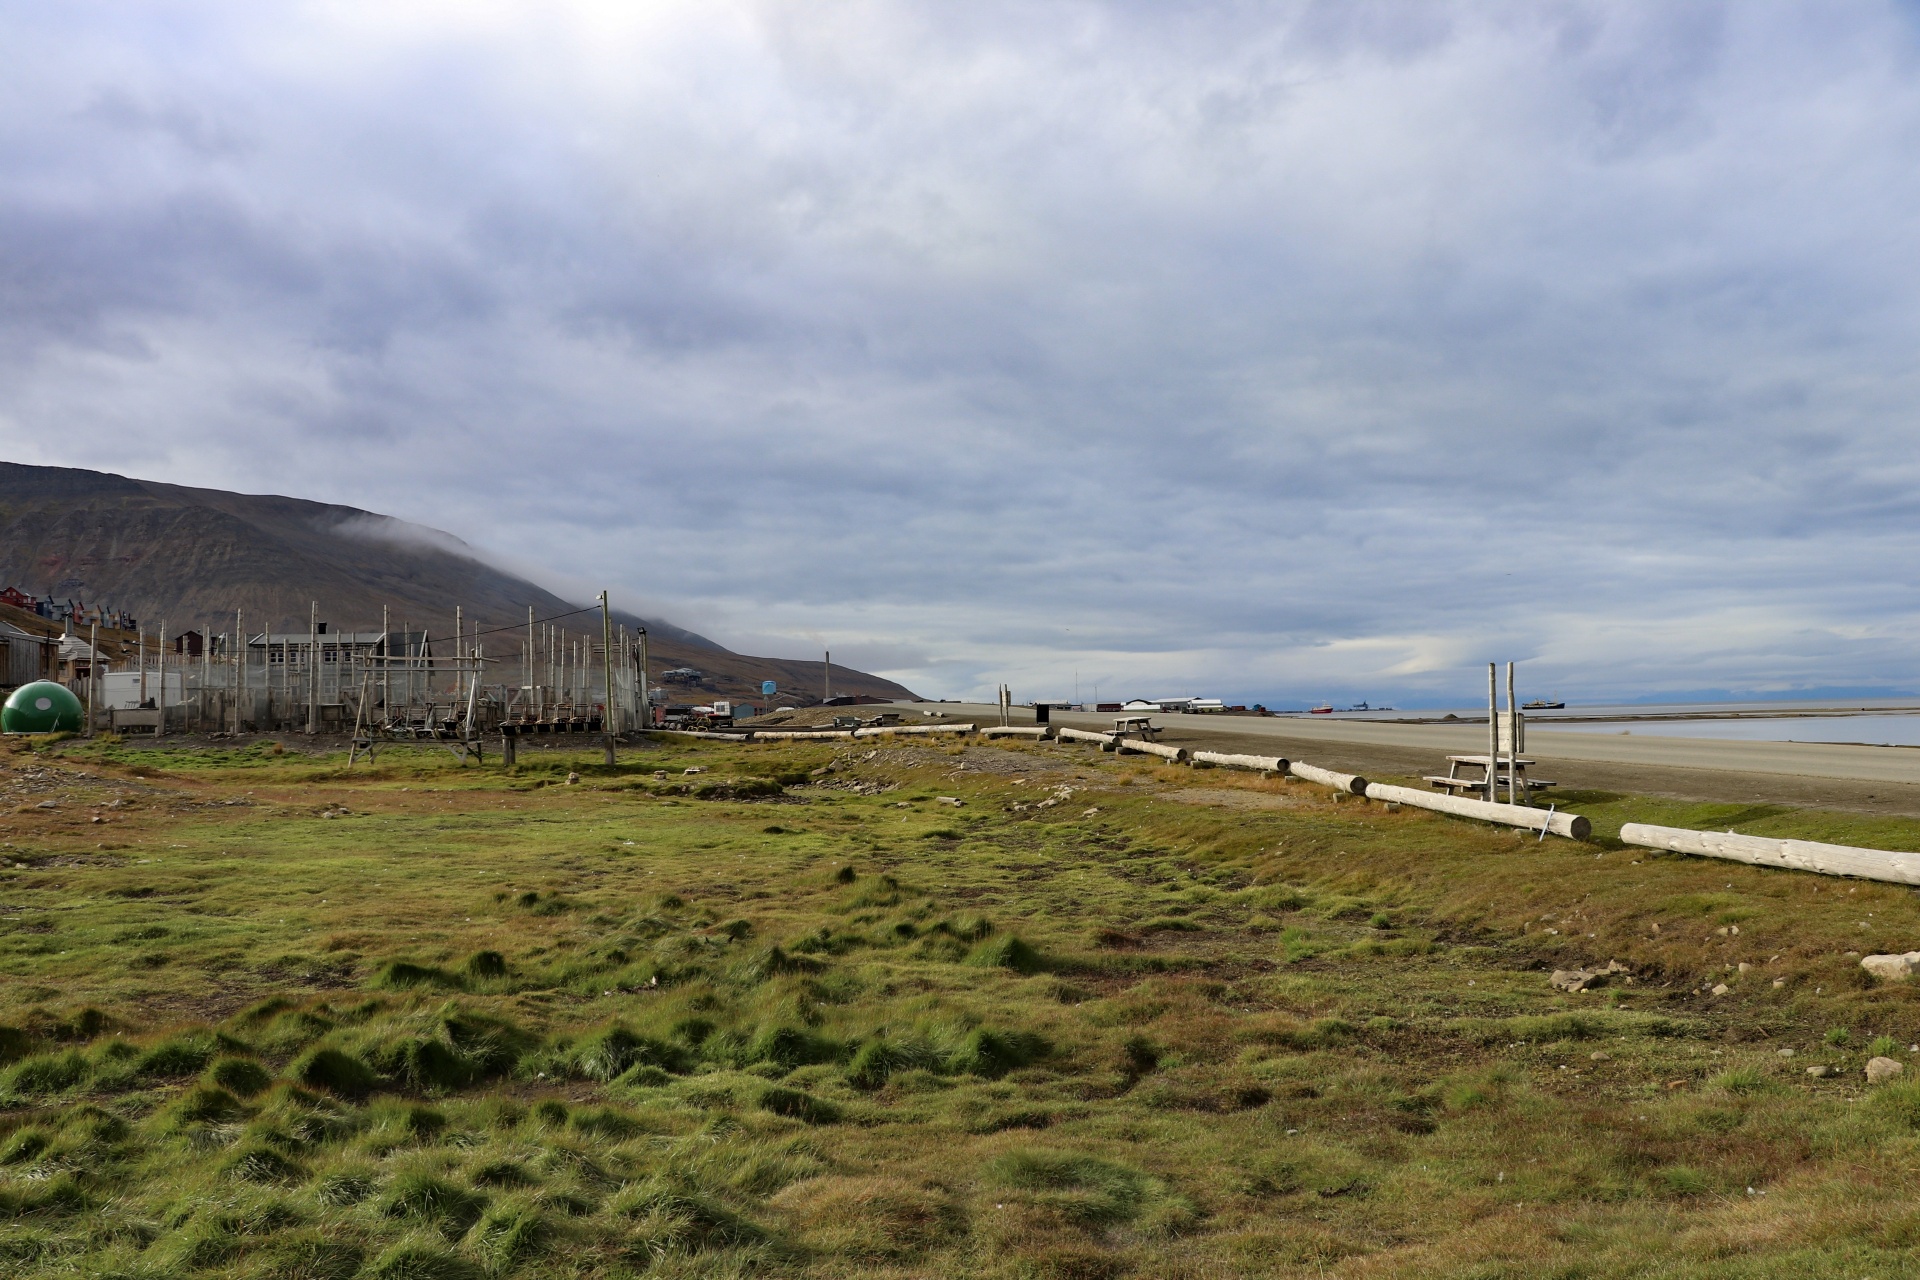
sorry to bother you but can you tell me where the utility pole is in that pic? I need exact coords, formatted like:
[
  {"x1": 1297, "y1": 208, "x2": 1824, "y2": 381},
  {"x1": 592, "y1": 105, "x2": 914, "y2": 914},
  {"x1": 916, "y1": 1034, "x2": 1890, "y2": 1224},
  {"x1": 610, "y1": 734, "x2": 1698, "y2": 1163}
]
[
  {"x1": 307, "y1": 602, "x2": 319, "y2": 735},
  {"x1": 823, "y1": 650, "x2": 831, "y2": 705},
  {"x1": 600, "y1": 590, "x2": 616, "y2": 765}
]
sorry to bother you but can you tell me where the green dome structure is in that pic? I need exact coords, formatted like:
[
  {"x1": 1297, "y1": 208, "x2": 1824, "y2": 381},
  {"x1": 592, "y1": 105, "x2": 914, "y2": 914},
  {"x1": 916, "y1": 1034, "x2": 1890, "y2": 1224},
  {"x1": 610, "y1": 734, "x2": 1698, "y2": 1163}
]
[{"x1": 2, "y1": 681, "x2": 85, "y2": 734}]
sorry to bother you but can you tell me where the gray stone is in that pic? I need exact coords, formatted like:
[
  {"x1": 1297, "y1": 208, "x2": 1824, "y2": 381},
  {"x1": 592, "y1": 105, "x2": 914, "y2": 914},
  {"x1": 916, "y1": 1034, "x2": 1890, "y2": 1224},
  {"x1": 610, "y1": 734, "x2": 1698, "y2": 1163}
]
[
  {"x1": 1860, "y1": 952, "x2": 1920, "y2": 982},
  {"x1": 1806, "y1": 1065, "x2": 1833, "y2": 1078},
  {"x1": 1551, "y1": 960, "x2": 1630, "y2": 993},
  {"x1": 1866, "y1": 1056, "x2": 1905, "y2": 1085}
]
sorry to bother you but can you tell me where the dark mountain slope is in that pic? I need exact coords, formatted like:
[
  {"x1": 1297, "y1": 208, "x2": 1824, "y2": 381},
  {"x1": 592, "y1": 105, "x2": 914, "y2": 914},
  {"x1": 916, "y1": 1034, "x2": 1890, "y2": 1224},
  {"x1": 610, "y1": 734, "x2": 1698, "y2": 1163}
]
[{"x1": 0, "y1": 461, "x2": 913, "y2": 703}]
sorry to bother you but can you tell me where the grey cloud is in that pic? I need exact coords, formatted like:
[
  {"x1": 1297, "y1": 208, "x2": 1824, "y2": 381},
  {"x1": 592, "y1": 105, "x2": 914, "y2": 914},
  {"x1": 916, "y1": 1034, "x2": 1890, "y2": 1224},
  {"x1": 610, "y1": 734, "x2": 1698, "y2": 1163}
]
[{"x1": 3, "y1": 1, "x2": 1919, "y2": 705}]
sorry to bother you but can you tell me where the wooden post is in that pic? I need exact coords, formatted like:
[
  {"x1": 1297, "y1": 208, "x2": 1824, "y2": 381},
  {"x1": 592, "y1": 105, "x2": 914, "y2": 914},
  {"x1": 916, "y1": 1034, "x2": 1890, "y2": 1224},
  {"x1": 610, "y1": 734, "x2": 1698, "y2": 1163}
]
[
  {"x1": 462, "y1": 665, "x2": 480, "y2": 761},
  {"x1": 86, "y1": 621, "x2": 98, "y2": 737},
  {"x1": 600, "y1": 590, "x2": 616, "y2": 763},
  {"x1": 347, "y1": 665, "x2": 371, "y2": 766},
  {"x1": 200, "y1": 624, "x2": 211, "y2": 732},
  {"x1": 1505, "y1": 662, "x2": 1519, "y2": 805},
  {"x1": 156, "y1": 622, "x2": 167, "y2": 736},
  {"x1": 382, "y1": 605, "x2": 392, "y2": 729},
  {"x1": 1485, "y1": 662, "x2": 1498, "y2": 803},
  {"x1": 525, "y1": 605, "x2": 535, "y2": 720},
  {"x1": 637, "y1": 627, "x2": 649, "y2": 729},
  {"x1": 233, "y1": 609, "x2": 243, "y2": 734},
  {"x1": 306, "y1": 602, "x2": 318, "y2": 734}
]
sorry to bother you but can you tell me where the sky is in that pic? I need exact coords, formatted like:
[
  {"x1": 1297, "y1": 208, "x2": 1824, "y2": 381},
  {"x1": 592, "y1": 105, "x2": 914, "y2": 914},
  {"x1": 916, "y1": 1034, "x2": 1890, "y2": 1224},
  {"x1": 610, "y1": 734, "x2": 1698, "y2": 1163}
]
[{"x1": 4, "y1": 1, "x2": 1920, "y2": 707}]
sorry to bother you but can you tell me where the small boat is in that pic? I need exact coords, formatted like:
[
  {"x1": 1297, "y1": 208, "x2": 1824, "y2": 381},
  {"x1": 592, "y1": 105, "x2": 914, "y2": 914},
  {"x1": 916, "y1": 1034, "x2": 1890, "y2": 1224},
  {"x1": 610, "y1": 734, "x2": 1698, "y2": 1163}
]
[
  {"x1": 1310, "y1": 703, "x2": 1334, "y2": 715},
  {"x1": 1523, "y1": 698, "x2": 1565, "y2": 710}
]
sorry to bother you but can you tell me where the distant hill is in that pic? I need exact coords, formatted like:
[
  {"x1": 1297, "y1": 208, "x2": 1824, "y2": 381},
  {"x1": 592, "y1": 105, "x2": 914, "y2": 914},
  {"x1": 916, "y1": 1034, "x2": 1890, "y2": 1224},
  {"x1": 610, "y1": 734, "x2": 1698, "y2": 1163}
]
[{"x1": 0, "y1": 461, "x2": 915, "y2": 703}]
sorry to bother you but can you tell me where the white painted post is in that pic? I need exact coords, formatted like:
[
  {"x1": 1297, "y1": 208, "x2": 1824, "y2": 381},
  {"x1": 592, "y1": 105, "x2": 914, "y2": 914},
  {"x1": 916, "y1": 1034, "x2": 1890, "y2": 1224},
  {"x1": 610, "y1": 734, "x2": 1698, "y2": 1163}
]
[{"x1": 1505, "y1": 661, "x2": 1518, "y2": 805}]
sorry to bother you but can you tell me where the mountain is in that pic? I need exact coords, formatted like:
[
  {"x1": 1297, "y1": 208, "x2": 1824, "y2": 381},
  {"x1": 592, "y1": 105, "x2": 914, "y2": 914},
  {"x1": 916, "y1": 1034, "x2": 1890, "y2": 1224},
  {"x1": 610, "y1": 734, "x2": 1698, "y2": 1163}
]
[{"x1": 0, "y1": 461, "x2": 915, "y2": 704}]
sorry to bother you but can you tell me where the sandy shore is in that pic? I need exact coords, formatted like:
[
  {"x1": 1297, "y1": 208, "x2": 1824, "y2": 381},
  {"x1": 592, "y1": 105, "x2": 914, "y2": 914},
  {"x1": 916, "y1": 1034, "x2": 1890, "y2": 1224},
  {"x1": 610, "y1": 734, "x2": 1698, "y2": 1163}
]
[{"x1": 899, "y1": 702, "x2": 1920, "y2": 817}]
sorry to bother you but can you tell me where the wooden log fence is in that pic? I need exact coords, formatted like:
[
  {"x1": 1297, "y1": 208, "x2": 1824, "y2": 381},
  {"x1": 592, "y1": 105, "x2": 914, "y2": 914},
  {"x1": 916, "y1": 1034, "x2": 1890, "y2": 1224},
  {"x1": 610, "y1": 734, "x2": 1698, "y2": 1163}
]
[
  {"x1": 1288, "y1": 761, "x2": 1369, "y2": 795},
  {"x1": 980, "y1": 726, "x2": 1053, "y2": 739},
  {"x1": 1192, "y1": 751, "x2": 1288, "y2": 773},
  {"x1": 1057, "y1": 727, "x2": 1118, "y2": 749},
  {"x1": 851, "y1": 723, "x2": 977, "y2": 738},
  {"x1": 1619, "y1": 823, "x2": 1920, "y2": 886},
  {"x1": 1364, "y1": 781, "x2": 1591, "y2": 840},
  {"x1": 1116, "y1": 738, "x2": 1190, "y2": 763},
  {"x1": 751, "y1": 729, "x2": 857, "y2": 741}
]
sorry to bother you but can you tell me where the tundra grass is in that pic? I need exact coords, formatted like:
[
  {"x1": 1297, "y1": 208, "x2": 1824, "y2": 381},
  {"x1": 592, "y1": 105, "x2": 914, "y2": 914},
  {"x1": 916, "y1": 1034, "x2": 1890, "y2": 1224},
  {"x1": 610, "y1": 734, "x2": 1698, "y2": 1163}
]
[{"x1": 5, "y1": 735, "x2": 1920, "y2": 1276}]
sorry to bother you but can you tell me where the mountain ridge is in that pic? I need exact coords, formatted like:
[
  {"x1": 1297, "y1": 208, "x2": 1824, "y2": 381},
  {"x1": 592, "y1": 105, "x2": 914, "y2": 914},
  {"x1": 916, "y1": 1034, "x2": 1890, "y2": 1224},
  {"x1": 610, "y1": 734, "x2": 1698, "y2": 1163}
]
[{"x1": 0, "y1": 461, "x2": 914, "y2": 703}]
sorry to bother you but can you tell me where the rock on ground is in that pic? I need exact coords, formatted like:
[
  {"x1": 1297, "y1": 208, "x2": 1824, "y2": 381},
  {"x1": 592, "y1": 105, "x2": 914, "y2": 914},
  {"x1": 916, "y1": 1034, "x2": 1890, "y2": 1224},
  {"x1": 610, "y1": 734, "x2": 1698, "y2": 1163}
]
[
  {"x1": 1861, "y1": 952, "x2": 1920, "y2": 981},
  {"x1": 1866, "y1": 1056, "x2": 1905, "y2": 1085},
  {"x1": 1551, "y1": 960, "x2": 1631, "y2": 993}
]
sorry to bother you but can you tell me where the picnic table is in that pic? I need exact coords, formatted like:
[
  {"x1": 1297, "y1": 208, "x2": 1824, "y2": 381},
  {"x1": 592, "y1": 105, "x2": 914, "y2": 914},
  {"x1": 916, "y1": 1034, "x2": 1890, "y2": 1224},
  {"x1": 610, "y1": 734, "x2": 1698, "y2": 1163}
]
[
  {"x1": 1425, "y1": 754, "x2": 1555, "y2": 798},
  {"x1": 1112, "y1": 715, "x2": 1160, "y2": 740}
]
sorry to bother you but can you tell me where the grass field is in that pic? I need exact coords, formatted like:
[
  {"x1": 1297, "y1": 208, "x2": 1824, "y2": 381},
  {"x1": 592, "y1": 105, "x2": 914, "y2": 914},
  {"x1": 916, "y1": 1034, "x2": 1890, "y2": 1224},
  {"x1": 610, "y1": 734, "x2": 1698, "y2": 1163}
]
[{"x1": 6, "y1": 731, "x2": 1920, "y2": 1278}]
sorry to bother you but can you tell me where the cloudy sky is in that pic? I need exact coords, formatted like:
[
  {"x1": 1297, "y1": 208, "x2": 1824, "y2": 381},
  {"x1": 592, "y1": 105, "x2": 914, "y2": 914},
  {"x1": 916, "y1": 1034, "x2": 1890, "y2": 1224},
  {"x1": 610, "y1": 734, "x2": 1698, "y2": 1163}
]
[{"x1": 4, "y1": 2, "x2": 1920, "y2": 706}]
